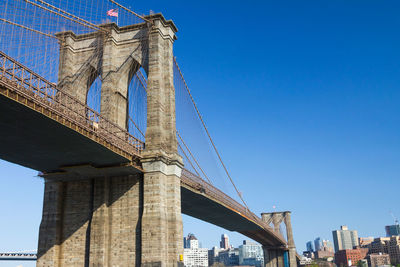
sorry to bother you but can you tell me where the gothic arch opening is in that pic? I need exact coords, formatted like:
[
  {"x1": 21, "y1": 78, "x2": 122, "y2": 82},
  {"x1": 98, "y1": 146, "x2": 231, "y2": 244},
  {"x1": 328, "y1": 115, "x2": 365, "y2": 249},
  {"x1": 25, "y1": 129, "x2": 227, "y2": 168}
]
[{"x1": 127, "y1": 66, "x2": 147, "y2": 143}]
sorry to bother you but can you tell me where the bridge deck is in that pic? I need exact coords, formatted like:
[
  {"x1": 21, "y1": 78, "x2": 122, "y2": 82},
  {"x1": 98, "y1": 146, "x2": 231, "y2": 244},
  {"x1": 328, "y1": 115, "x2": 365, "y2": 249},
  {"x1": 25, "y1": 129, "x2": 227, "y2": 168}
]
[{"x1": 0, "y1": 253, "x2": 37, "y2": 261}]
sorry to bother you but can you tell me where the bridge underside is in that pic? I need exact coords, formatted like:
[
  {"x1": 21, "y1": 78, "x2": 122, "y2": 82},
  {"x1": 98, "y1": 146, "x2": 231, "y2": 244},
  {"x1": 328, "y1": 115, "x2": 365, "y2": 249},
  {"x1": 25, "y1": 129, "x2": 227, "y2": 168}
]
[
  {"x1": 181, "y1": 185, "x2": 284, "y2": 247},
  {"x1": 0, "y1": 89, "x2": 139, "y2": 174}
]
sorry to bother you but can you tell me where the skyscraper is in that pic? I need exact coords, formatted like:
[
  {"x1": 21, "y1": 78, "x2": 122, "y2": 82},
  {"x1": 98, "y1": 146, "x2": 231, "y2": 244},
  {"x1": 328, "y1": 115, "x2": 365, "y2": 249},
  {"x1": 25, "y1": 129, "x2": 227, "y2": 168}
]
[
  {"x1": 306, "y1": 241, "x2": 315, "y2": 252},
  {"x1": 314, "y1": 237, "x2": 323, "y2": 251},
  {"x1": 184, "y1": 233, "x2": 197, "y2": 249},
  {"x1": 239, "y1": 240, "x2": 264, "y2": 267},
  {"x1": 220, "y1": 234, "x2": 230, "y2": 249},
  {"x1": 385, "y1": 224, "x2": 400, "y2": 237},
  {"x1": 332, "y1": 225, "x2": 359, "y2": 252},
  {"x1": 183, "y1": 233, "x2": 208, "y2": 267}
]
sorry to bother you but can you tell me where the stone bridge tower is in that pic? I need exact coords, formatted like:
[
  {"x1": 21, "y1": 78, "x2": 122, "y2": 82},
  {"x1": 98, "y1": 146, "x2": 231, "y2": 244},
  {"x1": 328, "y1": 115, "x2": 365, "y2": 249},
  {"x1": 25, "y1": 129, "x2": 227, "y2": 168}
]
[
  {"x1": 261, "y1": 211, "x2": 298, "y2": 267},
  {"x1": 37, "y1": 14, "x2": 184, "y2": 266}
]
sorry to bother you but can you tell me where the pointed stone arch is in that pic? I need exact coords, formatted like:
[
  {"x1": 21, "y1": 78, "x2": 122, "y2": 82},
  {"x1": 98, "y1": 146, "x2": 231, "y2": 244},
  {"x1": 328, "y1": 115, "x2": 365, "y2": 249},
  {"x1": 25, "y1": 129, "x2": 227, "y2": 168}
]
[
  {"x1": 56, "y1": 23, "x2": 149, "y2": 130},
  {"x1": 100, "y1": 52, "x2": 141, "y2": 130}
]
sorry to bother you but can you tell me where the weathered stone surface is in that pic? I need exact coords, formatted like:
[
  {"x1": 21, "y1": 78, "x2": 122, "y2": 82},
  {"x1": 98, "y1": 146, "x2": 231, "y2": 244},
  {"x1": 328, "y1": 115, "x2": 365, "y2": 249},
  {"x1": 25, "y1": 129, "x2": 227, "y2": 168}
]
[
  {"x1": 37, "y1": 13, "x2": 183, "y2": 267},
  {"x1": 261, "y1": 211, "x2": 298, "y2": 267},
  {"x1": 140, "y1": 13, "x2": 183, "y2": 267},
  {"x1": 37, "y1": 175, "x2": 142, "y2": 267}
]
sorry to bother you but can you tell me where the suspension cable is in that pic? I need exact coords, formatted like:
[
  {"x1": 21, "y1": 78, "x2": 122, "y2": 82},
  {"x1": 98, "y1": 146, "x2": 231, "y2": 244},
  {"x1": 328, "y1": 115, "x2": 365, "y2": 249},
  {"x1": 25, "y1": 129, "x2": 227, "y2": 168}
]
[
  {"x1": 108, "y1": 0, "x2": 150, "y2": 22},
  {"x1": 23, "y1": 0, "x2": 102, "y2": 32},
  {"x1": 137, "y1": 71, "x2": 147, "y2": 89},
  {"x1": 178, "y1": 142, "x2": 202, "y2": 178},
  {"x1": 132, "y1": 67, "x2": 210, "y2": 185},
  {"x1": 135, "y1": 72, "x2": 147, "y2": 93},
  {"x1": 177, "y1": 131, "x2": 213, "y2": 185},
  {"x1": 129, "y1": 116, "x2": 145, "y2": 137},
  {"x1": 0, "y1": 18, "x2": 59, "y2": 40},
  {"x1": 173, "y1": 57, "x2": 251, "y2": 211},
  {"x1": 31, "y1": 0, "x2": 103, "y2": 31}
]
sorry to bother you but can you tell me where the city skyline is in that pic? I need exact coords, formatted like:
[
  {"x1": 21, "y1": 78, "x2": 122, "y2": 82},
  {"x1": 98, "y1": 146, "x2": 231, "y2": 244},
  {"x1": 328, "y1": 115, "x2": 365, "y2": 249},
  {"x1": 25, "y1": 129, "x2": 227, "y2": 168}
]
[{"x1": 1, "y1": 1, "x2": 400, "y2": 266}]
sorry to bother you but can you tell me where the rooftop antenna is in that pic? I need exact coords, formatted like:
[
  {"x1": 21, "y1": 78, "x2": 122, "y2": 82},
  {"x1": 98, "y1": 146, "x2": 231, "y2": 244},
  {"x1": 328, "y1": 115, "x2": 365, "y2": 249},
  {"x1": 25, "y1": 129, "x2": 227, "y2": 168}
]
[{"x1": 390, "y1": 212, "x2": 399, "y2": 225}]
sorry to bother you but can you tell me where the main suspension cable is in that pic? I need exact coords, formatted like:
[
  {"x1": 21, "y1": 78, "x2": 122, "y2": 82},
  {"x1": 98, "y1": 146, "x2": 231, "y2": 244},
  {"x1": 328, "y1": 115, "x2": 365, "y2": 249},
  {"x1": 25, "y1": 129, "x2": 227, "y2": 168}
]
[{"x1": 173, "y1": 57, "x2": 251, "y2": 211}]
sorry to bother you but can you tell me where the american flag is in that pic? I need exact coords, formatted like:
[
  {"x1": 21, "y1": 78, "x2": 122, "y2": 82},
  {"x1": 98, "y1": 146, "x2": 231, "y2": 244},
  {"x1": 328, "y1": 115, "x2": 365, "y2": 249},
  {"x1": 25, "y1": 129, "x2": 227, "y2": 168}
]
[{"x1": 107, "y1": 9, "x2": 118, "y2": 17}]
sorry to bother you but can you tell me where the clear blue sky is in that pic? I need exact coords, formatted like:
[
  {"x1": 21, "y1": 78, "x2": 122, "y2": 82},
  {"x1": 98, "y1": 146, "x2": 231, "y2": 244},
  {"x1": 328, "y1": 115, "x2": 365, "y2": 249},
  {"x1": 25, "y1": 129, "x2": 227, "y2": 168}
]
[{"x1": 1, "y1": 1, "x2": 400, "y2": 266}]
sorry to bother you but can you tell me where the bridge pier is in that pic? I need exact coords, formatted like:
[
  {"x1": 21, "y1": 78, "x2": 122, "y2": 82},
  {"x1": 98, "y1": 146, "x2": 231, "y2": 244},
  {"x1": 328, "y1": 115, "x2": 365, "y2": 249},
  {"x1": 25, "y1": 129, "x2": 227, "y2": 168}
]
[
  {"x1": 263, "y1": 247, "x2": 286, "y2": 267},
  {"x1": 37, "y1": 13, "x2": 183, "y2": 267},
  {"x1": 261, "y1": 211, "x2": 298, "y2": 267},
  {"x1": 284, "y1": 212, "x2": 298, "y2": 267},
  {"x1": 37, "y1": 175, "x2": 142, "y2": 266},
  {"x1": 140, "y1": 13, "x2": 183, "y2": 266}
]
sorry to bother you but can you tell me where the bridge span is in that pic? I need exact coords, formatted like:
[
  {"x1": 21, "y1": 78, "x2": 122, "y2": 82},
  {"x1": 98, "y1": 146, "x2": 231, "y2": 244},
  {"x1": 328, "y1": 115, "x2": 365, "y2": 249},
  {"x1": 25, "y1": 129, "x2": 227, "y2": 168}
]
[
  {"x1": 0, "y1": 49, "x2": 287, "y2": 248},
  {"x1": 0, "y1": 10, "x2": 298, "y2": 267},
  {"x1": 0, "y1": 252, "x2": 37, "y2": 261}
]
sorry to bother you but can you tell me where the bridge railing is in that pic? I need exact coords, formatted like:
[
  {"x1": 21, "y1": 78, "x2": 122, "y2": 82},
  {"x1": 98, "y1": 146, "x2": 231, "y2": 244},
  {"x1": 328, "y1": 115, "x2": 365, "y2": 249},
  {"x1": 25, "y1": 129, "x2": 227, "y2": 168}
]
[
  {"x1": 181, "y1": 169, "x2": 286, "y2": 244},
  {"x1": 0, "y1": 51, "x2": 144, "y2": 158}
]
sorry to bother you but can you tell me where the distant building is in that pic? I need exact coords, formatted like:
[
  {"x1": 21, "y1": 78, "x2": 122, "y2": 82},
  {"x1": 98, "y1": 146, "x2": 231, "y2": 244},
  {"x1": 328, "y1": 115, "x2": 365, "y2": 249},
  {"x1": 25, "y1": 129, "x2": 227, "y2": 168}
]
[
  {"x1": 300, "y1": 256, "x2": 313, "y2": 266},
  {"x1": 367, "y1": 253, "x2": 390, "y2": 267},
  {"x1": 332, "y1": 225, "x2": 359, "y2": 252},
  {"x1": 368, "y1": 237, "x2": 390, "y2": 254},
  {"x1": 322, "y1": 240, "x2": 334, "y2": 252},
  {"x1": 315, "y1": 237, "x2": 323, "y2": 251},
  {"x1": 208, "y1": 246, "x2": 222, "y2": 266},
  {"x1": 386, "y1": 224, "x2": 400, "y2": 237},
  {"x1": 184, "y1": 233, "x2": 198, "y2": 249},
  {"x1": 311, "y1": 238, "x2": 334, "y2": 259},
  {"x1": 303, "y1": 251, "x2": 314, "y2": 259},
  {"x1": 306, "y1": 241, "x2": 315, "y2": 252},
  {"x1": 218, "y1": 248, "x2": 239, "y2": 266},
  {"x1": 315, "y1": 248, "x2": 334, "y2": 259},
  {"x1": 238, "y1": 240, "x2": 264, "y2": 267},
  {"x1": 388, "y1": 236, "x2": 400, "y2": 264},
  {"x1": 220, "y1": 234, "x2": 230, "y2": 249},
  {"x1": 183, "y1": 234, "x2": 208, "y2": 267},
  {"x1": 366, "y1": 236, "x2": 400, "y2": 265},
  {"x1": 359, "y1": 237, "x2": 374, "y2": 247},
  {"x1": 334, "y1": 248, "x2": 368, "y2": 267}
]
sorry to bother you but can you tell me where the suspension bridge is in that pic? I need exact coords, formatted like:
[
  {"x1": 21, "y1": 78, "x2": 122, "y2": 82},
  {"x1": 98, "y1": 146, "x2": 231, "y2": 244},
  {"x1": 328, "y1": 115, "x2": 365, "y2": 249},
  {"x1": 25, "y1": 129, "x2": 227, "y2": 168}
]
[{"x1": 0, "y1": 0, "x2": 298, "y2": 266}]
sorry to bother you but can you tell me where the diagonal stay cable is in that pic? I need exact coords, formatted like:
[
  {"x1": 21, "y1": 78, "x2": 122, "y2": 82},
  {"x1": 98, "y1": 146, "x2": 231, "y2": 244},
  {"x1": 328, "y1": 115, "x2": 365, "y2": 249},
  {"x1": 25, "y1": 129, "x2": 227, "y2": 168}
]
[
  {"x1": 177, "y1": 131, "x2": 213, "y2": 185},
  {"x1": 23, "y1": 0, "x2": 102, "y2": 32},
  {"x1": 127, "y1": 75, "x2": 207, "y2": 184},
  {"x1": 135, "y1": 72, "x2": 147, "y2": 93},
  {"x1": 31, "y1": 0, "x2": 103, "y2": 31},
  {"x1": 129, "y1": 116, "x2": 145, "y2": 138},
  {"x1": 128, "y1": 115, "x2": 202, "y2": 181},
  {"x1": 0, "y1": 18, "x2": 59, "y2": 40},
  {"x1": 178, "y1": 142, "x2": 202, "y2": 178},
  {"x1": 174, "y1": 56, "x2": 251, "y2": 211}
]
